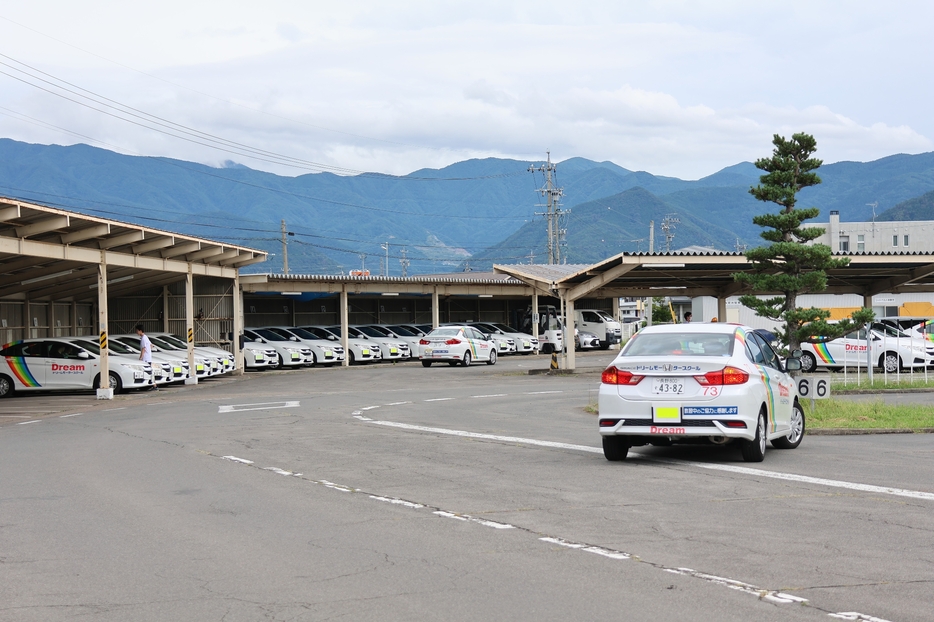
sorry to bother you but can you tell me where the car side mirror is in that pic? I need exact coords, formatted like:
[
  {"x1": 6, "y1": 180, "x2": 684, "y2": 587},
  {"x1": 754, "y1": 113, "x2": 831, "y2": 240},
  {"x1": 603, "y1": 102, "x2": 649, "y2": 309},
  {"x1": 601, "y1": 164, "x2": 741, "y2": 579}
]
[
  {"x1": 291, "y1": 336, "x2": 299, "y2": 341},
  {"x1": 785, "y1": 358, "x2": 801, "y2": 371},
  {"x1": 485, "y1": 334, "x2": 492, "y2": 341},
  {"x1": 78, "y1": 351, "x2": 90, "y2": 360},
  {"x1": 329, "y1": 335, "x2": 337, "y2": 341},
  {"x1": 791, "y1": 349, "x2": 802, "y2": 358}
]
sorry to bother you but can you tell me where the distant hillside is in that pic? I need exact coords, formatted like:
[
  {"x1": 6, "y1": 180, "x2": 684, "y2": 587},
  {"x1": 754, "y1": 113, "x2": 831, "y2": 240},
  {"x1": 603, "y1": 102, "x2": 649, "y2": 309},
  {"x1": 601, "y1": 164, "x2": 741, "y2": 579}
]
[
  {"x1": 2, "y1": 138, "x2": 934, "y2": 274},
  {"x1": 877, "y1": 189, "x2": 934, "y2": 221}
]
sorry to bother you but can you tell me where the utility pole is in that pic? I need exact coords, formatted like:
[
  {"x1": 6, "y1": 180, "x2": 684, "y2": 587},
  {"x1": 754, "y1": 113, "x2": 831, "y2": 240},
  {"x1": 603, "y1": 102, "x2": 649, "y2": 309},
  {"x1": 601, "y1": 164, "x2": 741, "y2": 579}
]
[
  {"x1": 734, "y1": 238, "x2": 747, "y2": 253},
  {"x1": 399, "y1": 247, "x2": 410, "y2": 277},
  {"x1": 381, "y1": 237, "x2": 394, "y2": 277},
  {"x1": 648, "y1": 220, "x2": 655, "y2": 253},
  {"x1": 529, "y1": 152, "x2": 568, "y2": 264},
  {"x1": 661, "y1": 214, "x2": 680, "y2": 252},
  {"x1": 358, "y1": 253, "x2": 367, "y2": 274},
  {"x1": 280, "y1": 219, "x2": 290, "y2": 274}
]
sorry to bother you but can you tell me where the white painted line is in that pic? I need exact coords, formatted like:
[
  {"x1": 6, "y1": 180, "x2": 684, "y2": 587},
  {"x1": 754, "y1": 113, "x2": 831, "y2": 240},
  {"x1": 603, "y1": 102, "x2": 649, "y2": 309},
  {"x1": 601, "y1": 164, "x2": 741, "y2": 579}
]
[
  {"x1": 470, "y1": 394, "x2": 508, "y2": 398},
  {"x1": 359, "y1": 406, "x2": 380, "y2": 411},
  {"x1": 0, "y1": 415, "x2": 36, "y2": 418},
  {"x1": 665, "y1": 567, "x2": 807, "y2": 604},
  {"x1": 369, "y1": 495, "x2": 424, "y2": 509},
  {"x1": 434, "y1": 511, "x2": 468, "y2": 521},
  {"x1": 364, "y1": 419, "x2": 934, "y2": 502},
  {"x1": 383, "y1": 401, "x2": 412, "y2": 406},
  {"x1": 353, "y1": 415, "x2": 373, "y2": 421},
  {"x1": 218, "y1": 401, "x2": 299, "y2": 413},
  {"x1": 101, "y1": 407, "x2": 126, "y2": 412},
  {"x1": 369, "y1": 420, "x2": 602, "y2": 453},
  {"x1": 60, "y1": 413, "x2": 84, "y2": 418},
  {"x1": 263, "y1": 467, "x2": 301, "y2": 477},
  {"x1": 424, "y1": 398, "x2": 454, "y2": 402},
  {"x1": 318, "y1": 480, "x2": 353, "y2": 492},
  {"x1": 828, "y1": 613, "x2": 892, "y2": 622},
  {"x1": 434, "y1": 510, "x2": 515, "y2": 529},
  {"x1": 17, "y1": 420, "x2": 41, "y2": 425},
  {"x1": 221, "y1": 455, "x2": 254, "y2": 464},
  {"x1": 525, "y1": 391, "x2": 564, "y2": 395}
]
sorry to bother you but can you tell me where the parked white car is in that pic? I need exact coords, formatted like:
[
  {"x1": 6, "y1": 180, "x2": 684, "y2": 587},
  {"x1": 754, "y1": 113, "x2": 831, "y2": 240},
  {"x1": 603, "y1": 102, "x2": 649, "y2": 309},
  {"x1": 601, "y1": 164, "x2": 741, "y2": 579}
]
[
  {"x1": 112, "y1": 334, "x2": 214, "y2": 379},
  {"x1": 244, "y1": 328, "x2": 311, "y2": 368},
  {"x1": 576, "y1": 309, "x2": 622, "y2": 350},
  {"x1": 0, "y1": 337, "x2": 153, "y2": 397},
  {"x1": 598, "y1": 324, "x2": 803, "y2": 463},
  {"x1": 371, "y1": 324, "x2": 423, "y2": 353},
  {"x1": 149, "y1": 333, "x2": 234, "y2": 374},
  {"x1": 301, "y1": 326, "x2": 379, "y2": 365},
  {"x1": 263, "y1": 326, "x2": 345, "y2": 366},
  {"x1": 446, "y1": 323, "x2": 514, "y2": 355},
  {"x1": 798, "y1": 323, "x2": 931, "y2": 373},
  {"x1": 108, "y1": 335, "x2": 190, "y2": 383},
  {"x1": 351, "y1": 325, "x2": 411, "y2": 361},
  {"x1": 242, "y1": 341, "x2": 278, "y2": 370},
  {"x1": 419, "y1": 325, "x2": 498, "y2": 367},
  {"x1": 470, "y1": 322, "x2": 537, "y2": 354}
]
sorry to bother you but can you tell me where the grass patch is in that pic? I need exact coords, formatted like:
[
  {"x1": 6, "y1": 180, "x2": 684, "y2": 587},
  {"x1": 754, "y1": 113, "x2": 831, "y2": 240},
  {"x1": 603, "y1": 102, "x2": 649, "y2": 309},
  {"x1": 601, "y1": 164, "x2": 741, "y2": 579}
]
[{"x1": 805, "y1": 398, "x2": 934, "y2": 430}]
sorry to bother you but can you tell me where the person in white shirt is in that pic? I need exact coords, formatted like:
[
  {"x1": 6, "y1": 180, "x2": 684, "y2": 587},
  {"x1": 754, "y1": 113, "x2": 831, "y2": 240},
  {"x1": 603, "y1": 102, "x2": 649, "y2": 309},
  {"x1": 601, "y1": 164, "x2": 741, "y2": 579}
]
[{"x1": 135, "y1": 324, "x2": 157, "y2": 391}]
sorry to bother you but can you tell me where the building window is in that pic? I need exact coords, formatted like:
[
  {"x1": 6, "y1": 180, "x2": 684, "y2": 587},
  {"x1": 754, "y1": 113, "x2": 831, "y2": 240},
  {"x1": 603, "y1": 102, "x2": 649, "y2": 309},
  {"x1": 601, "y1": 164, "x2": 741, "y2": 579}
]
[
  {"x1": 857, "y1": 234, "x2": 865, "y2": 252},
  {"x1": 893, "y1": 235, "x2": 899, "y2": 247},
  {"x1": 839, "y1": 236, "x2": 849, "y2": 252},
  {"x1": 904, "y1": 234, "x2": 909, "y2": 247}
]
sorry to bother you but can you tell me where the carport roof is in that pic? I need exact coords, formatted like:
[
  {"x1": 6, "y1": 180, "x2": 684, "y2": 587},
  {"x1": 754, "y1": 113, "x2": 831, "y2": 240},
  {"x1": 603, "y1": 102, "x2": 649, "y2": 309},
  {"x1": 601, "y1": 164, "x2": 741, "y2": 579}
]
[
  {"x1": 494, "y1": 251, "x2": 934, "y2": 299},
  {"x1": 1, "y1": 196, "x2": 267, "y2": 301}
]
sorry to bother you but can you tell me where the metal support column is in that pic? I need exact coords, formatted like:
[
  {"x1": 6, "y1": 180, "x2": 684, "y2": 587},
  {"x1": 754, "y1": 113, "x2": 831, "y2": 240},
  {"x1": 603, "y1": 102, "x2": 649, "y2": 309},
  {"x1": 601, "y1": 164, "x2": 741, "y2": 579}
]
[
  {"x1": 340, "y1": 285, "x2": 349, "y2": 367},
  {"x1": 96, "y1": 254, "x2": 112, "y2": 399},
  {"x1": 233, "y1": 273, "x2": 243, "y2": 375},
  {"x1": 717, "y1": 296, "x2": 727, "y2": 323},
  {"x1": 864, "y1": 293, "x2": 874, "y2": 383},
  {"x1": 565, "y1": 297, "x2": 576, "y2": 370},
  {"x1": 163, "y1": 285, "x2": 170, "y2": 333},
  {"x1": 531, "y1": 292, "x2": 539, "y2": 343},
  {"x1": 432, "y1": 287, "x2": 440, "y2": 329},
  {"x1": 185, "y1": 268, "x2": 197, "y2": 384}
]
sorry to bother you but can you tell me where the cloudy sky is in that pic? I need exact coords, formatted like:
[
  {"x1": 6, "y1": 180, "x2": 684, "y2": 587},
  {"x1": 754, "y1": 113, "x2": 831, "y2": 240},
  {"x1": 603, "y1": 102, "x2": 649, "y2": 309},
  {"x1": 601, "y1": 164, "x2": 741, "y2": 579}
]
[{"x1": 0, "y1": 1, "x2": 931, "y2": 179}]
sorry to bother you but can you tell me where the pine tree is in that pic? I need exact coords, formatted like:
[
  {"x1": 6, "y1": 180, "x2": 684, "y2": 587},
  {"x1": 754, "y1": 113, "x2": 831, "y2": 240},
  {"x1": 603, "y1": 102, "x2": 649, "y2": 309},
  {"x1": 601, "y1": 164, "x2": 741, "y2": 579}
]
[{"x1": 733, "y1": 133, "x2": 873, "y2": 354}]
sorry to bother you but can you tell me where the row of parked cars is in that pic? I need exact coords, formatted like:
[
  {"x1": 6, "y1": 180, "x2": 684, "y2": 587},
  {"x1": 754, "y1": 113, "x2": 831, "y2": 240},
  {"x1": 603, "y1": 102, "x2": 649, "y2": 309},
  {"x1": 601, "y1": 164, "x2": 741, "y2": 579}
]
[
  {"x1": 0, "y1": 332, "x2": 235, "y2": 397},
  {"x1": 241, "y1": 322, "x2": 550, "y2": 369},
  {"x1": 796, "y1": 319, "x2": 934, "y2": 373}
]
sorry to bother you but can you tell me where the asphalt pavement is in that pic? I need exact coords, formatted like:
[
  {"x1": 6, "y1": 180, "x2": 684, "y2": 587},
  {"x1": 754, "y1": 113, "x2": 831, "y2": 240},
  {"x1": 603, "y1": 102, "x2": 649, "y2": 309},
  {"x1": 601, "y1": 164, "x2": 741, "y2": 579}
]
[{"x1": 1, "y1": 353, "x2": 932, "y2": 621}]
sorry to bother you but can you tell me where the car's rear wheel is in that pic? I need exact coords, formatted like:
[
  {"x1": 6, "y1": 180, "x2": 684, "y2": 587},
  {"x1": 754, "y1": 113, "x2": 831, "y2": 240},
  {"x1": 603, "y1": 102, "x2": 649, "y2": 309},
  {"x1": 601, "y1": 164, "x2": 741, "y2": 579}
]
[
  {"x1": 602, "y1": 436, "x2": 629, "y2": 461},
  {"x1": 461, "y1": 351, "x2": 472, "y2": 367},
  {"x1": 348, "y1": 351, "x2": 356, "y2": 365},
  {"x1": 448, "y1": 361, "x2": 458, "y2": 366},
  {"x1": 740, "y1": 409, "x2": 767, "y2": 462},
  {"x1": 0, "y1": 374, "x2": 13, "y2": 398},
  {"x1": 880, "y1": 351, "x2": 900, "y2": 373},
  {"x1": 421, "y1": 360, "x2": 432, "y2": 367},
  {"x1": 772, "y1": 401, "x2": 805, "y2": 449},
  {"x1": 487, "y1": 350, "x2": 497, "y2": 365},
  {"x1": 799, "y1": 352, "x2": 816, "y2": 373}
]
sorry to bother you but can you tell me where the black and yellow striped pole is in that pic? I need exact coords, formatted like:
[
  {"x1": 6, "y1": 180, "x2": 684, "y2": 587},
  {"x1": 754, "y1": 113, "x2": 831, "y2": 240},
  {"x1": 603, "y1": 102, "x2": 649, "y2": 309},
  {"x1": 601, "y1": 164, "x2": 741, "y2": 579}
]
[
  {"x1": 99, "y1": 331, "x2": 108, "y2": 350},
  {"x1": 550, "y1": 350, "x2": 559, "y2": 370}
]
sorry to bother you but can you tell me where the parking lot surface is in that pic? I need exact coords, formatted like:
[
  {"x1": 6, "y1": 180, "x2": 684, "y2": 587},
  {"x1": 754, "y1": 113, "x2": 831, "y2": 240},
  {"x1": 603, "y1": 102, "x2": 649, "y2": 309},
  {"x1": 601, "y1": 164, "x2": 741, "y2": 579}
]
[{"x1": 2, "y1": 352, "x2": 932, "y2": 621}]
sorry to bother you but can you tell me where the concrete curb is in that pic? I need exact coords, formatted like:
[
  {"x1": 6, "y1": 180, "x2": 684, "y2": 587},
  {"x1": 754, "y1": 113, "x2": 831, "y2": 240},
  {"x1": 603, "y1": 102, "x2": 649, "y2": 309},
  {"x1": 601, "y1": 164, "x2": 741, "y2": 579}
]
[
  {"x1": 808, "y1": 427, "x2": 934, "y2": 435},
  {"x1": 835, "y1": 387, "x2": 934, "y2": 395}
]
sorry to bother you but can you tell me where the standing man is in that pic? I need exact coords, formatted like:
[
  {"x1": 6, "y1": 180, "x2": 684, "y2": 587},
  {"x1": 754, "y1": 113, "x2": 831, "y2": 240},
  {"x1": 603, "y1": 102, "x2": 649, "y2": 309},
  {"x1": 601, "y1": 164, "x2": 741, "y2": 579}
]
[
  {"x1": 136, "y1": 324, "x2": 157, "y2": 391},
  {"x1": 684, "y1": 311, "x2": 692, "y2": 323}
]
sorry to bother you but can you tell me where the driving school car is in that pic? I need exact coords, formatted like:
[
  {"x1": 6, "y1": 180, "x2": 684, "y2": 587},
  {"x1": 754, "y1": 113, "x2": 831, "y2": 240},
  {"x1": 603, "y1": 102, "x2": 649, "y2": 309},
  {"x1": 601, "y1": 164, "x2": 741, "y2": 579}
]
[
  {"x1": 419, "y1": 325, "x2": 498, "y2": 367},
  {"x1": 598, "y1": 324, "x2": 804, "y2": 463},
  {"x1": 0, "y1": 338, "x2": 153, "y2": 397}
]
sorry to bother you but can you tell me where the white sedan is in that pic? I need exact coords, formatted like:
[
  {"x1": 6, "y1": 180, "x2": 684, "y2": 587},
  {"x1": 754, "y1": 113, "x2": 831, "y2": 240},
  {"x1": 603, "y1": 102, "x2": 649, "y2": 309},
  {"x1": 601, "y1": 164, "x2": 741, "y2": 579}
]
[
  {"x1": 419, "y1": 325, "x2": 497, "y2": 367},
  {"x1": 598, "y1": 323, "x2": 804, "y2": 463},
  {"x1": 798, "y1": 323, "x2": 931, "y2": 373}
]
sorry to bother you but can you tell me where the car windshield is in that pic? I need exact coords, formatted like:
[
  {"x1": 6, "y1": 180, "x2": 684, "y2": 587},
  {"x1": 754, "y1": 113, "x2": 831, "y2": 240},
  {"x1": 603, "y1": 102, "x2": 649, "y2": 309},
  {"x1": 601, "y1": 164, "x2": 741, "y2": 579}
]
[
  {"x1": 387, "y1": 325, "x2": 415, "y2": 336},
  {"x1": 594, "y1": 311, "x2": 614, "y2": 322},
  {"x1": 472, "y1": 323, "x2": 495, "y2": 332},
  {"x1": 304, "y1": 327, "x2": 337, "y2": 340},
  {"x1": 74, "y1": 340, "x2": 99, "y2": 355},
  {"x1": 253, "y1": 328, "x2": 289, "y2": 342},
  {"x1": 871, "y1": 323, "x2": 909, "y2": 338},
  {"x1": 285, "y1": 327, "x2": 317, "y2": 340},
  {"x1": 358, "y1": 326, "x2": 387, "y2": 338},
  {"x1": 117, "y1": 336, "x2": 146, "y2": 350},
  {"x1": 161, "y1": 335, "x2": 188, "y2": 348},
  {"x1": 622, "y1": 332, "x2": 734, "y2": 357},
  {"x1": 106, "y1": 340, "x2": 135, "y2": 355},
  {"x1": 428, "y1": 328, "x2": 462, "y2": 338},
  {"x1": 489, "y1": 323, "x2": 515, "y2": 333},
  {"x1": 150, "y1": 336, "x2": 181, "y2": 350}
]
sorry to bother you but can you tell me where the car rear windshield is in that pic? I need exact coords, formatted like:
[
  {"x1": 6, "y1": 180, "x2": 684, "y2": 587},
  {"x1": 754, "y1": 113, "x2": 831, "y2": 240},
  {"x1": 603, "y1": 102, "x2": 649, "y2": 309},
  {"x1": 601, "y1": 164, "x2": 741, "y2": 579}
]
[
  {"x1": 622, "y1": 333, "x2": 734, "y2": 357},
  {"x1": 428, "y1": 328, "x2": 461, "y2": 337}
]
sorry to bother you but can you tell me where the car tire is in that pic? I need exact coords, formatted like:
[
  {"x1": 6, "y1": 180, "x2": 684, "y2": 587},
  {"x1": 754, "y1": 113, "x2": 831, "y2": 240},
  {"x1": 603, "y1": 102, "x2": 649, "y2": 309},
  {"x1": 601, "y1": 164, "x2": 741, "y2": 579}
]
[
  {"x1": 307, "y1": 352, "x2": 317, "y2": 368},
  {"x1": 740, "y1": 409, "x2": 767, "y2": 462},
  {"x1": 487, "y1": 350, "x2": 497, "y2": 365},
  {"x1": 542, "y1": 343, "x2": 553, "y2": 355},
  {"x1": 799, "y1": 352, "x2": 816, "y2": 373},
  {"x1": 602, "y1": 436, "x2": 629, "y2": 461},
  {"x1": 349, "y1": 351, "x2": 356, "y2": 365},
  {"x1": 772, "y1": 401, "x2": 805, "y2": 449},
  {"x1": 461, "y1": 351, "x2": 472, "y2": 367},
  {"x1": 599, "y1": 340, "x2": 611, "y2": 350},
  {"x1": 93, "y1": 371, "x2": 123, "y2": 394},
  {"x1": 880, "y1": 351, "x2": 900, "y2": 373},
  {"x1": 0, "y1": 374, "x2": 13, "y2": 398},
  {"x1": 421, "y1": 360, "x2": 432, "y2": 367}
]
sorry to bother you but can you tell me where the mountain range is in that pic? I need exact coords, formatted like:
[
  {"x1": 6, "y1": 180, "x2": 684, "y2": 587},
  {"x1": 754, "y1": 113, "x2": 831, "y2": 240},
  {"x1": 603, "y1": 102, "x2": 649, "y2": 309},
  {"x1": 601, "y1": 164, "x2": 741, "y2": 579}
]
[{"x1": 1, "y1": 138, "x2": 933, "y2": 274}]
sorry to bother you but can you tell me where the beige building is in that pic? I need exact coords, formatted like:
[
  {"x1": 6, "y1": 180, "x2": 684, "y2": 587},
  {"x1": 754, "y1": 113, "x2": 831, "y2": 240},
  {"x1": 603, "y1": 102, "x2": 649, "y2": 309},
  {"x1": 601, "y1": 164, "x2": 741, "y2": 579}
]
[{"x1": 806, "y1": 211, "x2": 934, "y2": 253}]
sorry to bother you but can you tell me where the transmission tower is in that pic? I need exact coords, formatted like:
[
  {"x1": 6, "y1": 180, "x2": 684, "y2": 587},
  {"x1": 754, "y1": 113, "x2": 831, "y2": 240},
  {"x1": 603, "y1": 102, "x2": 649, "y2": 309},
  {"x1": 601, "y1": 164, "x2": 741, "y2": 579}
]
[
  {"x1": 734, "y1": 238, "x2": 747, "y2": 253},
  {"x1": 529, "y1": 151, "x2": 568, "y2": 264},
  {"x1": 661, "y1": 214, "x2": 680, "y2": 252},
  {"x1": 399, "y1": 247, "x2": 410, "y2": 277}
]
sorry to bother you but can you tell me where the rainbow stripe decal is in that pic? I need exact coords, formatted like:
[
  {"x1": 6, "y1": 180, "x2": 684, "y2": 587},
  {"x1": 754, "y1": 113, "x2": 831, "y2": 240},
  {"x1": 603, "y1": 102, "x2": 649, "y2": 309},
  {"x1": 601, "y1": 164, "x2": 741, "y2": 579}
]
[
  {"x1": 812, "y1": 342, "x2": 835, "y2": 364},
  {"x1": 735, "y1": 329, "x2": 774, "y2": 433},
  {"x1": 4, "y1": 356, "x2": 41, "y2": 387}
]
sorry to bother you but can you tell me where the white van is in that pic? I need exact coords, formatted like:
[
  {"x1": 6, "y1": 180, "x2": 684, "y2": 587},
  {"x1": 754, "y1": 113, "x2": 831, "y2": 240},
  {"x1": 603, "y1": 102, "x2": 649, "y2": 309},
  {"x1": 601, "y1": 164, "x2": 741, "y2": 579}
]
[{"x1": 574, "y1": 309, "x2": 622, "y2": 350}]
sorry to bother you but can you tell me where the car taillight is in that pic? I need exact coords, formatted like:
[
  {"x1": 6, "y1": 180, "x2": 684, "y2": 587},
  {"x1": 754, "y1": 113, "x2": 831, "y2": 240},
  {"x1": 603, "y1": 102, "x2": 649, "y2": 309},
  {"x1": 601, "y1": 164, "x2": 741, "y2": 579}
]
[
  {"x1": 601, "y1": 367, "x2": 644, "y2": 385},
  {"x1": 419, "y1": 339, "x2": 430, "y2": 345},
  {"x1": 694, "y1": 366, "x2": 749, "y2": 386},
  {"x1": 599, "y1": 419, "x2": 620, "y2": 427},
  {"x1": 445, "y1": 338, "x2": 461, "y2": 345}
]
